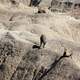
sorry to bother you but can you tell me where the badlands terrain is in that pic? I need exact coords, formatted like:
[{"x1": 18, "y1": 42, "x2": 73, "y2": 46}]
[{"x1": 0, "y1": 0, "x2": 80, "y2": 80}]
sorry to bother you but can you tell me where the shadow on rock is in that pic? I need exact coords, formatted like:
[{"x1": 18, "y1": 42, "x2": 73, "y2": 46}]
[
  {"x1": 0, "y1": 64, "x2": 5, "y2": 71},
  {"x1": 32, "y1": 45, "x2": 40, "y2": 49}
]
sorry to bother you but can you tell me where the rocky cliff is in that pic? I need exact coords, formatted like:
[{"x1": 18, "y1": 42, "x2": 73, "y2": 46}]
[{"x1": 0, "y1": 0, "x2": 80, "y2": 80}]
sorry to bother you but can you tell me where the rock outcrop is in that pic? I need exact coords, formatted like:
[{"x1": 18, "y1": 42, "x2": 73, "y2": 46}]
[{"x1": 0, "y1": 0, "x2": 80, "y2": 80}]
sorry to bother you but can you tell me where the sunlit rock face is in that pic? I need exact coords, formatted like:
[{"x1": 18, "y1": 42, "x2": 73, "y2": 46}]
[
  {"x1": 0, "y1": 0, "x2": 52, "y2": 7},
  {"x1": 0, "y1": 0, "x2": 30, "y2": 5},
  {"x1": 39, "y1": 0, "x2": 52, "y2": 7},
  {"x1": 0, "y1": 0, "x2": 80, "y2": 80}
]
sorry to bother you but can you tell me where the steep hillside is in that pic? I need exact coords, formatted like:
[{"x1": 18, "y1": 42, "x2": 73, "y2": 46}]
[{"x1": 0, "y1": 1, "x2": 80, "y2": 80}]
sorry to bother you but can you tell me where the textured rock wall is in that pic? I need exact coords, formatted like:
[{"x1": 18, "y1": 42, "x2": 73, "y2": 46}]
[{"x1": 0, "y1": 0, "x2": 52, "y2": 7}]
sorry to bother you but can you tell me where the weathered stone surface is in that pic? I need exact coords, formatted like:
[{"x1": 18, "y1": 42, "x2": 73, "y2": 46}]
[
  {"x1": 39, "y1": 0, "x2": 52, "y2": 7},
  {"x1": 0, "y1": 0, "x2": 80, "y2": 80},
  {"x1": 0, "y1": 0, "x2": 52, "y2": 7}
]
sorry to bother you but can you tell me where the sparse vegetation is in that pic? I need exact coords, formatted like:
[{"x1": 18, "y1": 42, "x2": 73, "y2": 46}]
[{"x1": 0, "y1": 0, "x2": 80, "y2": 80}]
